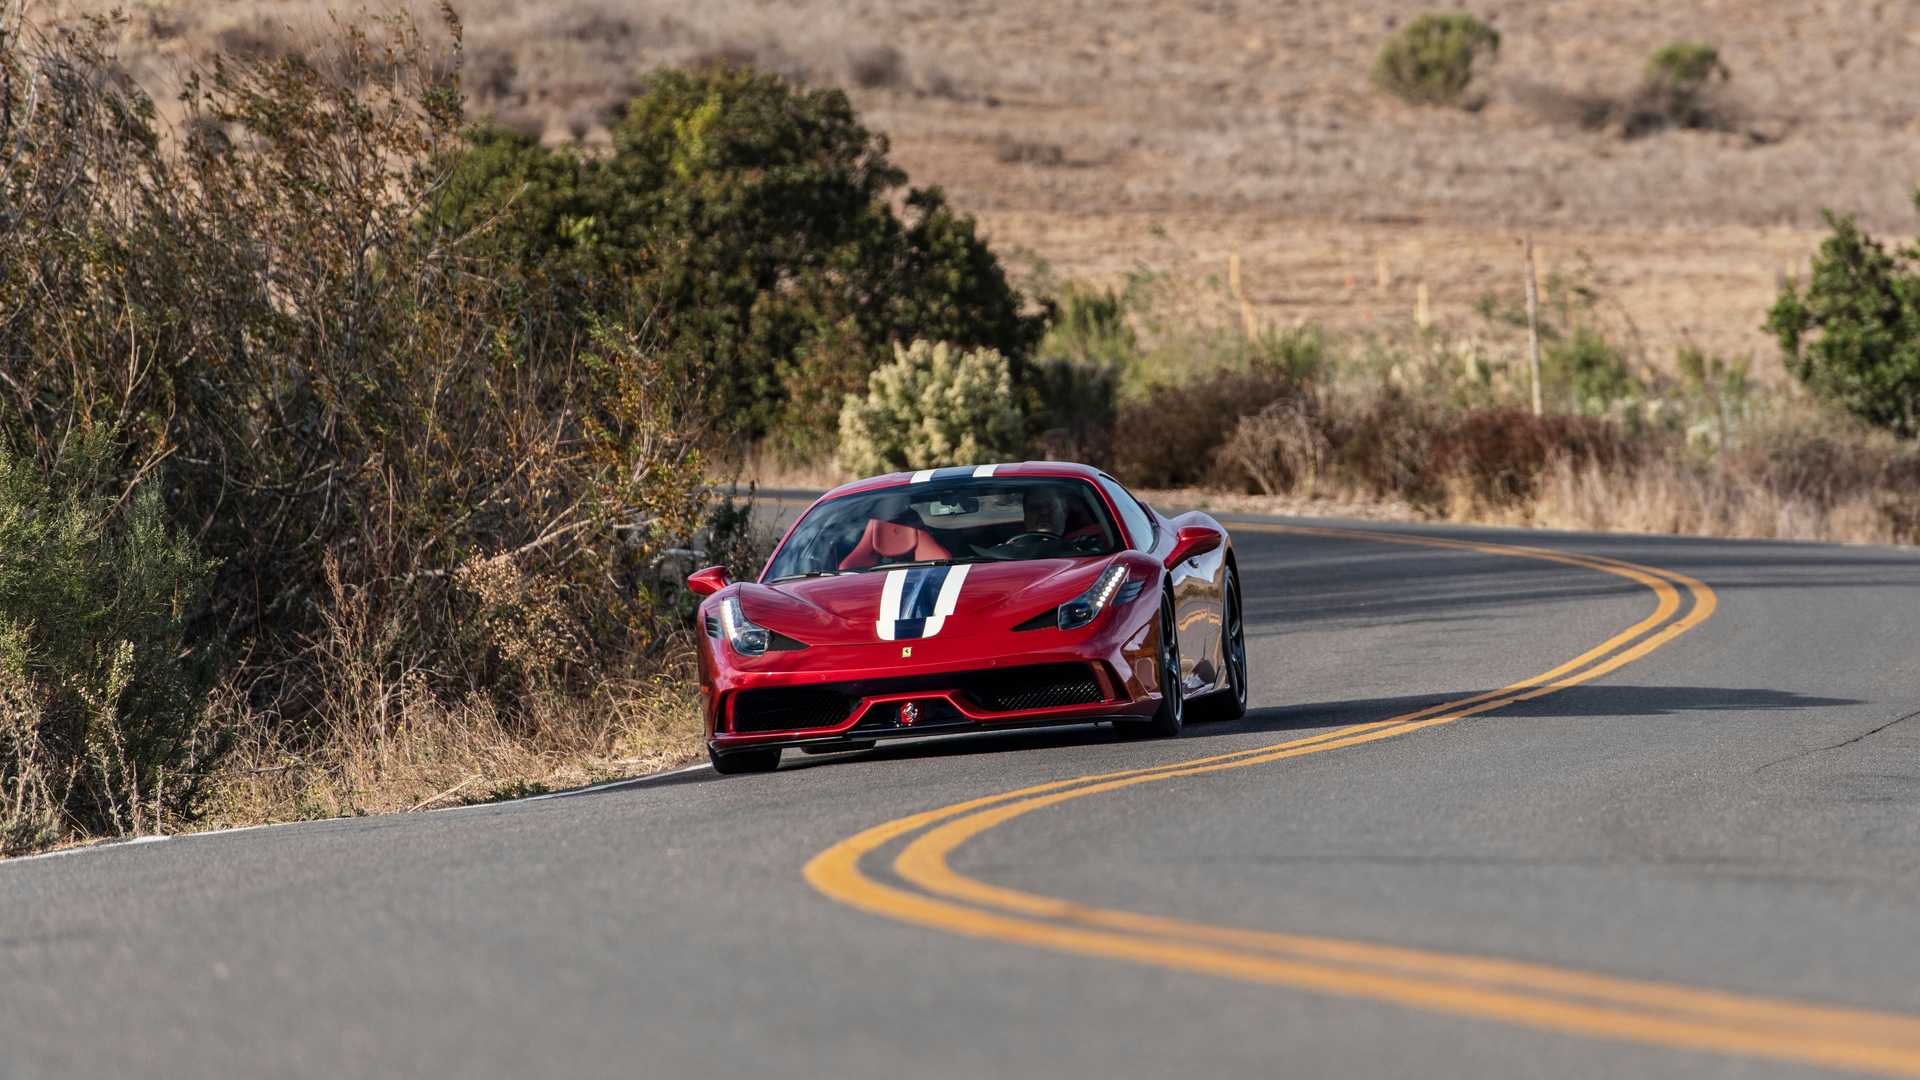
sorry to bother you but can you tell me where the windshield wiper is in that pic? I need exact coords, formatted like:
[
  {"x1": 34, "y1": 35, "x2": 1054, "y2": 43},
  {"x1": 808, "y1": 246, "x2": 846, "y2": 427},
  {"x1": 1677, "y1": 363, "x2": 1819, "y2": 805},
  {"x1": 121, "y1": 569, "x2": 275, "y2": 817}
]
[
  {"x1": 770, "y1": 569, "x2": 852, "y2": 583},
  {"x1": 850, "y1": 556, "x2": 987, "y2": 574}
]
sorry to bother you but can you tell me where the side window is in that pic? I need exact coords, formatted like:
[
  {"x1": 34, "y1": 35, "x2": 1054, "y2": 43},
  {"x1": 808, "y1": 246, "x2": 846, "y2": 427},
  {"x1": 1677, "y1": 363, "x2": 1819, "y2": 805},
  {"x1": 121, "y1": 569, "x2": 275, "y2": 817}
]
[{"x1": 1095, "y1": 475, "x2": 1155, "y2": 550}]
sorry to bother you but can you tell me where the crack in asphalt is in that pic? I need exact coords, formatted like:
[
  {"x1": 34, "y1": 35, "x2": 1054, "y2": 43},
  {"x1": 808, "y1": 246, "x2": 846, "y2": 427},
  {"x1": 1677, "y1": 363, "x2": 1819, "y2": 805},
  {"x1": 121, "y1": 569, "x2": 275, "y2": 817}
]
[{"x1": 1755, "y1": 705, "x2": 1920, "y2": 773}]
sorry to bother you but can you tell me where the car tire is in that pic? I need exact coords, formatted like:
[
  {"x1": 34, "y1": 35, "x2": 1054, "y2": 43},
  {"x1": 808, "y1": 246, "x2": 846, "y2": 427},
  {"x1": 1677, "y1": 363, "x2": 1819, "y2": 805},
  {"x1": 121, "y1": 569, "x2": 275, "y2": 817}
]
[
  {"x1": 709, "y1": 746, "x2": 781, "y2": 774},
  {"x1": 1118, "y1": 591, "x2": 1184, "y2": 739},
  {"x1": 1199, "y1": 568, "x2": 1249, "y2": 721}
]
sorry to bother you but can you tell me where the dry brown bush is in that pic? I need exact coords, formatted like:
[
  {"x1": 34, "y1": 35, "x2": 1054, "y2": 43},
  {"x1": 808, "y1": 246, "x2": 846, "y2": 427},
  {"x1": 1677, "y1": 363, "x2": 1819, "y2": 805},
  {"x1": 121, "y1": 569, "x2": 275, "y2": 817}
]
[
  {"x1": 1212, "y1": 397, "x2": 1330, "y2": 498},
  {"x1": 1110, "y1": 366, "x2": 1309, "y2": 489},
  {"x1": 1429, "y1": 409, "x2": 1638, "y2": 512},
  {"x1": 1317, "y1": 389, "x2": 1447, "y2": 507},
  {"x1": 847, "y1": 44, "x2": 905, "y2": 89}
]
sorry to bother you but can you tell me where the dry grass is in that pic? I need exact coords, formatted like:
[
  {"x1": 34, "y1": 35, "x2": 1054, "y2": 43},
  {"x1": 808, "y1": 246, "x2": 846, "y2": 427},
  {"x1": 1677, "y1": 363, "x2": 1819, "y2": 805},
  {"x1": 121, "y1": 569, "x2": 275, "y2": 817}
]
[
  {"x1": 203, "y1": 675, "x2": 703, "y2": 826},
  {"x1": 1528, "y1": 458, "x2": 1914, "y2": 546},
  {"x1": 196, "y1": 552, "x2": 710, "y2": 827}
]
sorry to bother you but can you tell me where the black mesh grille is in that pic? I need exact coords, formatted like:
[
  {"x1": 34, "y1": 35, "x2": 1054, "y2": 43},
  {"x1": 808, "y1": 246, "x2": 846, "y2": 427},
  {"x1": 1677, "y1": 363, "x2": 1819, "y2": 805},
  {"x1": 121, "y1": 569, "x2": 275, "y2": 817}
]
[
  {"x1": 731, "y1": 687, "x2": 855, "y2": 733},
  {"x1": 968, "y1": 664, "x2": 1104, "y2": 712}
]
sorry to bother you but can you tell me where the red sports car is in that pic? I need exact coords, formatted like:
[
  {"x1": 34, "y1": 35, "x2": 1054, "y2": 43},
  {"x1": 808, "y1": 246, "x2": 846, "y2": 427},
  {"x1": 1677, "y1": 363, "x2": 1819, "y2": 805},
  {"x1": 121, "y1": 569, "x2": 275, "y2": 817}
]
[{"x1": 686, "y1": 462, "x2": 1249, "y2": 774}]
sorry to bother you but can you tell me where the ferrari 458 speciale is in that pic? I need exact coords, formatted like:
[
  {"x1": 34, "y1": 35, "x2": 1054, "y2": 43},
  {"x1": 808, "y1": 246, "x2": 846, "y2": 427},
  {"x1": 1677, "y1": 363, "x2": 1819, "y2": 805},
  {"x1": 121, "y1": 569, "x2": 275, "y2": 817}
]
[{"x1": 687, "y1": 462, "x2": 1248, "y2": 773}]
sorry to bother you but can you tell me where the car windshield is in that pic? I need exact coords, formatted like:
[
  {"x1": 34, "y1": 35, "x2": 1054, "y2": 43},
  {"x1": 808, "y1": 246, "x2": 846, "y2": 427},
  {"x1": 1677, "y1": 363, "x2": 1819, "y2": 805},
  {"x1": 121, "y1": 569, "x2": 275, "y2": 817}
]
[{"x1": 764, "y1": 477, "x2": 1122, "y2": 581}]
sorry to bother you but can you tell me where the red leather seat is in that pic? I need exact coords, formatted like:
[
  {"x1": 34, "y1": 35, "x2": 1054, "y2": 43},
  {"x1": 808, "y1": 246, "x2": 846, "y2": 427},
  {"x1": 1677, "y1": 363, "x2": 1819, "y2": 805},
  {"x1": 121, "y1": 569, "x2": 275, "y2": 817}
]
[{"x1": 838, "y1": 519, "x2": 951, "y2": 570}]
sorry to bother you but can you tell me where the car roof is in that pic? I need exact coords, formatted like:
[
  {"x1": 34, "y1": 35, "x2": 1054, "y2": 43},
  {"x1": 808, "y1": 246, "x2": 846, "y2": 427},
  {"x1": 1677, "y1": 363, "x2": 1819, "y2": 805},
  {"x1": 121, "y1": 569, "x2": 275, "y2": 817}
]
[{"x1": 817, "y1": 462, "x2": 1109, "y2": 501}]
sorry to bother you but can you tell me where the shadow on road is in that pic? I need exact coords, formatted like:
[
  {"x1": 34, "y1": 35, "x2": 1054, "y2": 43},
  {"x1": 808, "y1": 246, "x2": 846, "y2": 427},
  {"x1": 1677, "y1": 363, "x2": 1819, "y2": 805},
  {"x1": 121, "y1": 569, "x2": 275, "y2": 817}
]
[{"x1": 778, "y1": 684, "x2": 1861, "y2": 773}]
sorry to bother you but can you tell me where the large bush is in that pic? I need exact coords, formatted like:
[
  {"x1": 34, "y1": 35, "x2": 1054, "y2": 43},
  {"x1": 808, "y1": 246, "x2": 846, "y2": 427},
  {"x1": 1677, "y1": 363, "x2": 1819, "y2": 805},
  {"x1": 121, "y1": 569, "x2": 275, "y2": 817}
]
[
  {"x1": 1373, "y1": 14, "x2": 1500, "y2": 108},
  {"x1": 0, "y1": 437, "x2": 219, "y2": 852},
  {"x1": 0, "y1": 11, "x2": 759, "y2": 847},
  {"x1": 1768, "y1": 209, "x2": 1920, "y2": 438},
  {"x1": 837, "y1": 340, "x2": 1026, "y2": 475},
  {"x1": 431, "y1": 65, "x2": 1044, "y2": 449}
]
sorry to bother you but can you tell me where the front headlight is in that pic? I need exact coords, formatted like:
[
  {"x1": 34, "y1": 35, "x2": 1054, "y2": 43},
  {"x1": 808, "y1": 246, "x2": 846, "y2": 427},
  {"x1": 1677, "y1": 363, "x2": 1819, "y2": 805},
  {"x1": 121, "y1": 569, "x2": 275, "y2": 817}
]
[
  {"x1": 717, "y1": 596, "x2": 770, "y2": 657},
  {"x1": 1057, "y1": 564, "x2": 1143, "y2": 630}
]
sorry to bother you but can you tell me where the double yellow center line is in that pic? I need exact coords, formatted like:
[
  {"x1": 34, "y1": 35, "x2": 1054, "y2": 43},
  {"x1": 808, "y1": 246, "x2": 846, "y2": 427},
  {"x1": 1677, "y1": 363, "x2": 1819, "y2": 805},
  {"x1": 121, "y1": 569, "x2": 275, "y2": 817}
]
[{"x1": 805, "y1": 525, "x2": 1920, "y2": 1076}]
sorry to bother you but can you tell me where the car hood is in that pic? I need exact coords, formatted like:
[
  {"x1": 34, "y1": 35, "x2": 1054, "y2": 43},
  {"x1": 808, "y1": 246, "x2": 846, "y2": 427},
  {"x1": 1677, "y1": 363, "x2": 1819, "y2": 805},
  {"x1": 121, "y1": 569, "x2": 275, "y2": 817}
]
[{"x1": 738, "y1": 557, "x2": 1114, "y2": 646}]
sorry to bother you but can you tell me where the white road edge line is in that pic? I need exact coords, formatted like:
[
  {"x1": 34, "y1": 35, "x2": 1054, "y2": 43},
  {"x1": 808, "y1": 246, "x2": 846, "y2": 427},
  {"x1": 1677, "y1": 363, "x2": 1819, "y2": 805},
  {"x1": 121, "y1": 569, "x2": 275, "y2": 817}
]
[
  {"x1": 443, "y1": 761, "x2": 715, "y2": 808},
  {"x1": 1, "y1": 761, "x2": 714, "y2": 869},
  {"x1": 2, "y1": 833, "x2": 170, "y2": 867}
]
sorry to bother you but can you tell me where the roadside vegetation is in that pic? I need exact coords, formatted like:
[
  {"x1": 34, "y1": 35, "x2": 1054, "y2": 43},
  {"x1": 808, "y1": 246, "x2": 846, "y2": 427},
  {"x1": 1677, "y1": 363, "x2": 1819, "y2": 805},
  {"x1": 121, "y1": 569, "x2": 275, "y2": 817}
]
[
  {"x1": 2, "y1": 6, "x2": 1916, "y2": 856},
  {"x1": 0, "y1": 9, "x2": 768, "y2": 853},
  {"x1": 935, "y1": 259, "x2": 1920, "y2": 545}
]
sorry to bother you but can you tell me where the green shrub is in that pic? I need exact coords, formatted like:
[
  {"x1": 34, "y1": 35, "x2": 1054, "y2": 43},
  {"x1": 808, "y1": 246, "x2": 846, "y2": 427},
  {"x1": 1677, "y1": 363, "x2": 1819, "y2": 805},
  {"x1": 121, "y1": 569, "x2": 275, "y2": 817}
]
[
  {"x1": 1240, "y1": 326, "x2": 1332, "y2": 382},
  {"x1": 1767, "y1": 210, "x2": 1920, "y2": 438},
  {"x1": 1647, "y1": 42, "x2": 1727, "y2": 89},
  {"x1": 1373, "y1": 14, "x2": 1500, "y2": 108},
  {"x1": 1544, "y1": 327, "x2": 1641, "y2": 413},
  {"x1": 1028, "y1": 356, "x2": 1120, "y2": 463},
  {"x1": 1624, "y1": 41, "x2": 1731, "y2": 134},
  {"x1": 0, "y1": 435, "x2": 219, "y2": 852},
  {"x1": 837, "y1": 341, "x2": 1026, "y2": 475},
  {"x1": 1040, "y1": 284, "x2": 1140, "y2": 371},
  {"x1": 1677, "y1": 347, "x2": 1752, "y2": 447},
  {"x1": 1027, "y1": 284, "x2": 1135, "y2": 461},
  {"x1": 429, "y1": 65, "x2": 1043, "y2": 447}
]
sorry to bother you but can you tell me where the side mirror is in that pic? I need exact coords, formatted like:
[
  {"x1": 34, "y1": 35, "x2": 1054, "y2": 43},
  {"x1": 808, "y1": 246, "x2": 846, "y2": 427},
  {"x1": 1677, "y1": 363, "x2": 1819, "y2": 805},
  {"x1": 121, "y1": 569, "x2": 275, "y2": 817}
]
[
  {"x1": 1164, "y1": 526, "x2": 1223, "y2": 569},
  {"x1": 686, "y1": 565, "x2": 733, "y2": 597}
]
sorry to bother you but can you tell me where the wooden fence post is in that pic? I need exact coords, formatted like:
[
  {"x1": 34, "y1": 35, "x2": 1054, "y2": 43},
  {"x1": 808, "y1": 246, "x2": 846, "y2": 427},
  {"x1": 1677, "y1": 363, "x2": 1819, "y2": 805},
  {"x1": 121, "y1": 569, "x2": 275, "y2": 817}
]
[{"x1": 1523, "y1": 236, "x2": 1543, "y2": 417}]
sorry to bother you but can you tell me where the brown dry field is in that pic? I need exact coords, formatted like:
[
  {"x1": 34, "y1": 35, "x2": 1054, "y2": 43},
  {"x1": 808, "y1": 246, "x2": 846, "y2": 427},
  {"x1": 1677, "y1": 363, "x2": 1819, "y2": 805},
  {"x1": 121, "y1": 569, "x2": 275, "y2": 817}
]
[{"x1": 67, "y1": 0, "x2": 1920, "y2": 378}]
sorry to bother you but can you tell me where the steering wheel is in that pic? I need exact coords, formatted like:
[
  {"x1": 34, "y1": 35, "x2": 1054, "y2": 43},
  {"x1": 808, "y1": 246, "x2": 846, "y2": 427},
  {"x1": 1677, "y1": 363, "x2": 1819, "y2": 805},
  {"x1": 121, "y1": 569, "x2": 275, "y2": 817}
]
[{"x1": 1002, "y1": 531, "x2": 1058, "y2": 546}]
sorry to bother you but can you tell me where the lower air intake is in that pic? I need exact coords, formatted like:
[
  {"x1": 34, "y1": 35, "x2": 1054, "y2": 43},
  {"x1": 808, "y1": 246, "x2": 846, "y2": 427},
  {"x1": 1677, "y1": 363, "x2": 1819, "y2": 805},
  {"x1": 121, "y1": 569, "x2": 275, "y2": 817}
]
[
  {"x1": 967, "y1": 664, "x2": 1104, "y2": 713},
  {"x1": 731, "y1": 687, "x2": 854, "y2": 733}
]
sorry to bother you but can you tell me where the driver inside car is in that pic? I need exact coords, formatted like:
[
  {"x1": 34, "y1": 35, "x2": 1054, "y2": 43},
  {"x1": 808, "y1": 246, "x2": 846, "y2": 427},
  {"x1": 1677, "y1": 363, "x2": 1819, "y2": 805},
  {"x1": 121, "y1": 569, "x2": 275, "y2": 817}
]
[
  {"x1": 1022, "y1": 489, "x2": 1104, "y2": 543},
  {"x1": 1023, "y1": 489, "x2": 1069, "y2": 536}
]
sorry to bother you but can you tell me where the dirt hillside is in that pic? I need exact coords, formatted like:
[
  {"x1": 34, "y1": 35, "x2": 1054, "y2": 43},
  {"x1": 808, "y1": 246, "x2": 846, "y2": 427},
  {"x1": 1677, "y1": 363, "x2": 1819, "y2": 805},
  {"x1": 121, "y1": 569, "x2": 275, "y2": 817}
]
[{"x1": 73, "y1": 0, "x2": 1920, "y2": 375}]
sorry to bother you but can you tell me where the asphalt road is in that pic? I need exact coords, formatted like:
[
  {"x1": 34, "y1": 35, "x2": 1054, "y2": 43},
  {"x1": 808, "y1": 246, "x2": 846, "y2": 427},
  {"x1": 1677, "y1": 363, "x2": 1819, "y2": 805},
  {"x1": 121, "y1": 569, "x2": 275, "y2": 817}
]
[{"x1": 5, "y1": 515, "x2": 1920, "y2": 1079}]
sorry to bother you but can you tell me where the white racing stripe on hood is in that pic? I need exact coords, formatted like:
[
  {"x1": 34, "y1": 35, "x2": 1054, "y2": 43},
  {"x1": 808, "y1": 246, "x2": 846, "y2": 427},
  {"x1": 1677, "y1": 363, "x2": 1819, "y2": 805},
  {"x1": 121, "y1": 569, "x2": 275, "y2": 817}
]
[
  {"x1": 920, "y1": 563, "x2": 971, "y2": 637},
  {"x1": 874, "y1": 568, "x2": 908, "y2": 640}
]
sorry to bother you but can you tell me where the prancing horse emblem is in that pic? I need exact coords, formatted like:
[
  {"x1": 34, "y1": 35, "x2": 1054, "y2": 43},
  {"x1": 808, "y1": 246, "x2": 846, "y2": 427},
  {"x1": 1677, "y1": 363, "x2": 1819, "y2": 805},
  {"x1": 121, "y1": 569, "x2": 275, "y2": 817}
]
[
  {"x1": 899, "y1": 701, "x2": 921, "y2": 726},
  {"x1": 901, "y1": 646, "x2": 912, "y2": 658}
]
